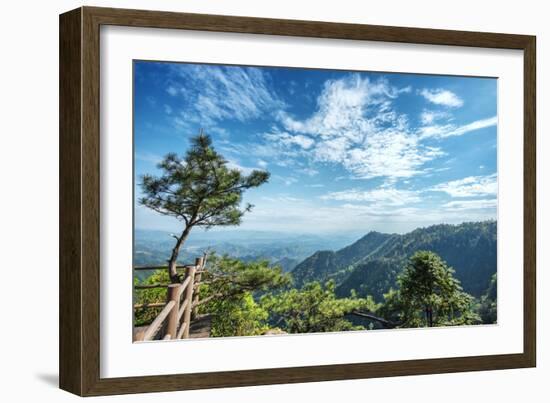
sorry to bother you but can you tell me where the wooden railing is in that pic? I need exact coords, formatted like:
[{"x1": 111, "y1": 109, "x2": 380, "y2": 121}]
[{"x1": 134, "y1": 254, "x2": 208, "y2": 342}]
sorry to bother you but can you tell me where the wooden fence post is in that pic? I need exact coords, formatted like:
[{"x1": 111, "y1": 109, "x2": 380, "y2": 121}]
[
  {"x1": 166, "y1": 283, "x2": 180, "y2": 339},
  {"x1": 192, "y1": 256, "x2": 205, "y2": 318},
  {"x1": 182, "y1": 265, "x2": 196, "y2": 338}
]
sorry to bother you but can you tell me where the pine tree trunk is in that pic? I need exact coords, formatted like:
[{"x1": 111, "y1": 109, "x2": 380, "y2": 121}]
[{"x1": 167, "y1": 226, "x2": 192, "y2": 283}]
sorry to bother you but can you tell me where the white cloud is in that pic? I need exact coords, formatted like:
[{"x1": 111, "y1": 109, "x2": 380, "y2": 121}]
[
  {"x1": 261, "y1": 195, "x2": 304, "y2": 203},
  {"x1": 313, "y1": 136, "x2": 349, "y2": 164},
  {"x1": 297, "y1": 167, "x2": 319, "y2": 176},
  {"x1": 272, "y1": 175, "x2": 298, "y2": 186},
  {"x1": 167, "y1": 65, "x2": 285, "y2": 127},
  {"x1": 420, "y1": 109, "x2": 450, "y2": 125},
  {"x1": 279, "y1": 75, "x2": 400, "y2": 138},
  {"x1": 443, "y1": 199, "x2": 497, "y2": 211},
  {"x1": 264, "y1": 132, "x2": 315, "y2": 149},
  {"x1": 420, "y1": 88, "x2": 464, "y2": 108},
  {"x1": 166, "y1": 86, "x2": 178, "y2": 96},
  {"x1": 430, "y1": 173, "x2": 497, "y2": 197},
  {"x1": 208, "y1": 126, "x2": 230, "y2": 138},
  {"x1": 321, "y1": 187, "x2": 420, "y2": 206},
  {"x1": 218, "y1": 136, "x2": 304, "y2": 171},
  {"x1": 443, "y1": 116, "x2": 497, "y2": 137},
  {"x1": 418, "y1": 116, "x2": 497, "y2": 139},
  {"x1": 257, "y1": 159, "x2": 268, "y2": 168},
  {"x1": 278, "y1": 74, "x2": 443, "y2": 180},
  {"x1": 226, "y1": 159, "x2": 266, "y2": 175},
  {"x1": 342, "y1": 132, "x2": 445, "y2": 179}
]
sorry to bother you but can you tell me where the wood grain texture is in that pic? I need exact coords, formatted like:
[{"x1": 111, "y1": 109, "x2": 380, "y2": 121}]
[
  {"x1": 59, "y1": 6, "x2": 537, "y2": 396},
  {"x1": 523, "y1": 38, "x2": 537, "y2": 367},
  {"x1": 59, "y1": 7, "x2": 82, "y2": 396}
]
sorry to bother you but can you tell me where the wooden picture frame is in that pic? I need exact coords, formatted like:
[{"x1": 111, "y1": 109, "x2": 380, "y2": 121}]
[{"x1": 59, "y1": 6, "x2": 536, "y2": 396}]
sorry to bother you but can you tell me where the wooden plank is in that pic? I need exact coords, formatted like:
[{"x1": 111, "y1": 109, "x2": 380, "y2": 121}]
[
  {"x1": 177, "y1": 298, "x2": 189, "y2": 323},
  {"x1": 133, "y1": 265, "x2": 195, "y2": 271},
  {"x1": 182, "y1": 266, "x2": 196, "y2": 338},
  {"x1": 141, "y1": 301, "x2": 176, "y2": 341},
  {"x1": 133, "y1": 302, "x2": 165, "y2": 309},
  {"x1": 59, "y1": 8, "x2": 83, "y2": 395},
  {"x1": 523, "y1": 37, "x2": 537, "y2": 366},
  {"x1": 176, "y1": 322, "x2": 188, "y2": 339},
  {"x1": 192, "y1": 257, "x2": 205, "y2": 317},
  {"x1": 80, "y1": 5, "x2": 102, "y2": 395},
  {"x1": 134, "y1": 284, "x2": 169, "y2": 289},
  {"x1": 179, "y1": 276, "x2": 192, "y2": 296},
  {"x1": 165, "y1": 285, "x2": 181, "y2": 338}
]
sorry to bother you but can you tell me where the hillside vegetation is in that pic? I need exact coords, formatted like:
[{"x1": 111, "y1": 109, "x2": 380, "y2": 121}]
[{"x1": 292, "y1": 221, "x2": 497, "y2": 301}]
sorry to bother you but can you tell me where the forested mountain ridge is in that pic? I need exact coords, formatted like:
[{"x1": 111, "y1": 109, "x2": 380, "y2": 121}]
[
  {"x1": 292, "y1": 221, "x2": 497, "y2": 301},
  {"x1": 291, "y1": 231, "x2": 394, "y2": 287}
]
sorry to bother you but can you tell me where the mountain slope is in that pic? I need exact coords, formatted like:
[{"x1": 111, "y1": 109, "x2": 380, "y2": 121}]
[
  {"x1": 292, "y1": 221, "x2": 497, "y2": 301},
  {"x1": 291, "y1": 231, "x2": 393, "y2": 287}
]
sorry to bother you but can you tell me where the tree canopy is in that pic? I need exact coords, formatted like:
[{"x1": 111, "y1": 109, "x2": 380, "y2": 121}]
[
  {"x1": 261, "y1": 280, "x2": 377, "y2": 334},
  {"x1": 379, "y1": 251, "x2": 479, "y2": 327}
]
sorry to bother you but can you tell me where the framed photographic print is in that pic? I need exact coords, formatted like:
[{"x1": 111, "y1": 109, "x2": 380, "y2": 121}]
[{"x1": 59, "y1": 6, "x2": 536, "y2": 396}]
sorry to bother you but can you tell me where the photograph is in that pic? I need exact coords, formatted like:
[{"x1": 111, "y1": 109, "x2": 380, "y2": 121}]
[{"x1": 132, "y1": 60, "x2": 498, "y2": 341}]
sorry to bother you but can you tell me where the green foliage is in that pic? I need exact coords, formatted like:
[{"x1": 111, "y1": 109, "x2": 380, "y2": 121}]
[
  {"x1": 134, "y1": 255, "x2": 290, "y2": 333},
  {"x1": 199, "y1": 254, "x2": 292, "y2": 297},
  {"x1": 139, "y1": 133, "x2": 270, "y2": 229},
  {"x1": 196, "y1": 255, "x2": 291, "y2": 337},
  {"x1": 261, "y1": 280, "x2": 377, "y2": 334},
  {"x1": 134, "y1": 269, "x2": 170, "y2": 326},
  {"x1": 379, "y1": 251, "x2": 480, "y2": 328},
  {"x1": 478, "y1": 273, "x2": 497, "y2": 324},
  {"x1": 206, "y1": 292, "x2": 270, "y2": 337},
  {"x1": 376, "y1": 288, "x2": 404, "y2": 325},
  {"x1": 337, "y1": 257, "x2": 400, "y2": 301},
  {"x1": 134, "y1": 236, "x2": 493, "y2": 335}
]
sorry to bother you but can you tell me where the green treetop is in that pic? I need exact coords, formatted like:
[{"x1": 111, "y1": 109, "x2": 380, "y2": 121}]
[{"x1": 379, "y1": 251, "x2": 479, "y2": 328}]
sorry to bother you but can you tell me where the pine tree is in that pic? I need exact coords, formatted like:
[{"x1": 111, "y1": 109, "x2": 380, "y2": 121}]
[
  {"x1": 139, "y1": 131, "x2": 270, "y2": 283},
  {"x1": 380, "y1": 251, "x2": 479, "y2": 327}
]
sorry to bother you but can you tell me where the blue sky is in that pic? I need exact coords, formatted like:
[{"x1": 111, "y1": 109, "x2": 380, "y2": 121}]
[{"x1": 134, "y1": 61, "x2": 497, "y2": 235}]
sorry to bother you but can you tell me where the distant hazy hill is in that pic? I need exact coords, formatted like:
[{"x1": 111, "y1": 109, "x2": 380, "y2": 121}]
[
  {"x1": 291, "y1": 221, "x2": 497, "y2": 300},
  {"x1": 133, "y1": 228, "x2": 360, "y2": 268}
]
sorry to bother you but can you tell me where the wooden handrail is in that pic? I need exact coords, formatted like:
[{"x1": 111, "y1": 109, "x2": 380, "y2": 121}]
[
  {"x1": 134, "y1": 284, "x2": 170, "y2": 289},
  {"x1": 178, "y1": 298, "x2": 189, "y2": 322},
  {"x1": 180, "y1": 276, "x2": 192, "y2": 295},
  {"x1": 141, "y1": 300, "x2": 176, "y2": 341},
  {"x1": 133, "y1": 264, "x2": 196, "y2": 271},
  {"x1": 176, "y1": 321, "x2": 188, "y2": 339},
  {"x1": 192, "y1": 256, "x2": 206, "y2": 318},
  {"x1": 181, "y1": 264, "x2": 196, "y2": 338},
  {"x1": 134, "y1": 302, "x2": 165, "y2": 309},
  {"x1": 134, "y1": 254, "x2": 207, "y2": 341},
  {"x1": 166, "y1": 284, "x2": 181, "y2": 338}
]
